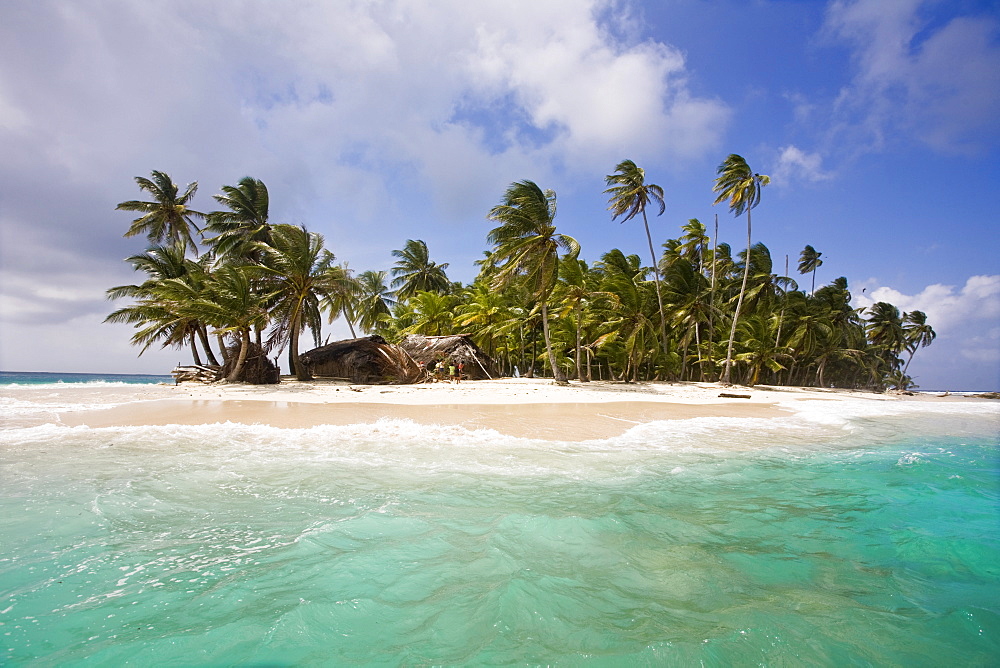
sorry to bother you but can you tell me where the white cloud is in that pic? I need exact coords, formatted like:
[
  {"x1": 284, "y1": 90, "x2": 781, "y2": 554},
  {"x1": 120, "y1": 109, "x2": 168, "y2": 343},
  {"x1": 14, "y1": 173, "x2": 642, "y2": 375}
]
[
  {"x1": 824, "y1": 0, "x2": 1000, "y2": 154},
  {"x1": 0, "y1": 0, "x2": 732, "y2": 373},
  {"x1": 960, "y1": 328, "x2": 1000, "y2": 364},
  {"x1": 853, "y1": 275, "x2": 1000, "y2": 388},
  {"x1": 772, "y1": 145, "x2": 832, "y2": 185}
]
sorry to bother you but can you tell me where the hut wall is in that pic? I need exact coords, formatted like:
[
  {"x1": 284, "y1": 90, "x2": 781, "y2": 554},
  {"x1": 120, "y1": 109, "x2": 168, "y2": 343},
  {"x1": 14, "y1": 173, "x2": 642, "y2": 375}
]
[
  {"x1": 300, "y1": 336, "x2": 421, "y2": 384},
  {"x1": 399, "y1": 334, "x2": 498, "y2": 380}
]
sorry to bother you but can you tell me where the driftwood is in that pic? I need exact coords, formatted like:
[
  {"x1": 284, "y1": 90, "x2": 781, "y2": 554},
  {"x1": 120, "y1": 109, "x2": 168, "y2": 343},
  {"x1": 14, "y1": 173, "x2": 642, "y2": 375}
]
[
  {"x1": 171, "y1": 364, "x2": 221, "y2": 383},
  {"x1": 718, "y1": 392, "x2": 752, "y2": 399}
]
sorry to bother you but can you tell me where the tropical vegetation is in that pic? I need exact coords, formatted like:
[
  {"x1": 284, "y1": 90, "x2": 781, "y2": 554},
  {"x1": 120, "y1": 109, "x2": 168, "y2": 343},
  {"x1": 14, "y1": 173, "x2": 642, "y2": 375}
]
[{"x1": 108, "y1": 162, "x2": 935, "y2": 390}]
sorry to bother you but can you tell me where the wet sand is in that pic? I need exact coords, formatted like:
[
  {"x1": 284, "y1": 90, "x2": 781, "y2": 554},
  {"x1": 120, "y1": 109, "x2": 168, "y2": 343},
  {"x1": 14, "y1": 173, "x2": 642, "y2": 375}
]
[{"x1": 59, "y1": 399, "x2": 786, "y2": 441}]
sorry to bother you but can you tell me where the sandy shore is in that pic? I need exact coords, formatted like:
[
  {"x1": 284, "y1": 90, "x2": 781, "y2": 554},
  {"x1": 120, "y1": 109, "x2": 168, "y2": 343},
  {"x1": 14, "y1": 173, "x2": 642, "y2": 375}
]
[{"x1": 41, "y1": 377, "x2": 990, "y2": 441}]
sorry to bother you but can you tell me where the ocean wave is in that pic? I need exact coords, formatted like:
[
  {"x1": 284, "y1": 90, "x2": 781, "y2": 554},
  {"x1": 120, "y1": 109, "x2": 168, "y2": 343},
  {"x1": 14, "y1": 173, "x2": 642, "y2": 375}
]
[
  {"x1": 3, "y1": 405, "x2": 994, "y2": 486},
  {"x1": 778, "y1": 397, "x2": 999, "y2": 425},
  {"x1": 0, "y1": 380, "x2": 170, "y2": 389},
  {"x1": 0, "y1": 395, "x2": 123, "y2": 417}
]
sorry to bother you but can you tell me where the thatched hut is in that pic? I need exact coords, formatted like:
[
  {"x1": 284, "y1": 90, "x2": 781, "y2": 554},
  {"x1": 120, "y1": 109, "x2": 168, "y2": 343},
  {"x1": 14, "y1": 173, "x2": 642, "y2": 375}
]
[
  {"x1": 399, "y1": 334, "x2": 498, "y2": 380},
  {"x1": 299, "y1": 335, "x2": 422, "y2": 384}
]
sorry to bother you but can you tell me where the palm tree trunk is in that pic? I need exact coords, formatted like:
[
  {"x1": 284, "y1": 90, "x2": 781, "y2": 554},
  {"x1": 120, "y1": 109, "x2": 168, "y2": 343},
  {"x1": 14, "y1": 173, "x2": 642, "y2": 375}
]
[
  {"x1": 527, "y1": 326, "x2": 537, "y2": 378},
  {"x1": 642, "y1": 211, "x2": 669, "y2": 358},
  {"x1": 575, "y1": 302, "x2": 585, "y2": 382},
  {"x1": 226, "y1": 328, "x2": 251, "y2": 382},
  {"x1": 722, "y1": 210, "x2": 752, "y2": 385},
  {"x1": 217, "y1": 333, "x2": 230, "y2": 363},
  {"x1": 775, "y1": 255, "x2": 788, "y2": 347},
  {"x1": 341, "y1": 305, "x2": 357, "y2": 338},
  {"x1": 902, "y1": 347, "x2": 917, "y2": 376},
  {"x1": 694, "y1": 320, "x2": 704, "y2": 381},
  {"x1": 290, "y1": 320, "x2": 312, "y2": 381},
  {"x1": 709, "y1": 213, "x2": 718, "y2": 378},
  {"x1": 189, "y1": 331, "x2": 202, "y2": 366},
  {"x1": 197, "y1": 324, "x2": 220, "y2": 366},
  {"x1": 540, "y1": 300, "x2": 566, "y2": 383}
]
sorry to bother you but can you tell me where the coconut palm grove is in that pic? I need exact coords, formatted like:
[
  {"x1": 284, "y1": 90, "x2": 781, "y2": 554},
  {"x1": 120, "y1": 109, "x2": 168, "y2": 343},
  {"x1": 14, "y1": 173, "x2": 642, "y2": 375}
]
[{"x1": 108, "y1": 156, "x2": 935, "y2": 390}]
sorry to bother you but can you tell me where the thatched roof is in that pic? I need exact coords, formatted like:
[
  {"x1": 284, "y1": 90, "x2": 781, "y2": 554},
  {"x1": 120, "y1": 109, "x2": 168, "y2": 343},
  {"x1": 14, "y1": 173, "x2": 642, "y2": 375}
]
[
  {"x1": 299, "y1": 335, "x2": 421, "y2": 384},
  {"x1": 398, "y1": 334, "x2": 498, "y2": 380}
]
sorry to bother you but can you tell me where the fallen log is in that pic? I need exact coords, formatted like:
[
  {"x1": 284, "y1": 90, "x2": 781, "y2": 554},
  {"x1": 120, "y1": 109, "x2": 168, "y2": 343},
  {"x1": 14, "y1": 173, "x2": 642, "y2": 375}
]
[{"x1": 718, "y1": 392, "x2": 751, "y2": 399}]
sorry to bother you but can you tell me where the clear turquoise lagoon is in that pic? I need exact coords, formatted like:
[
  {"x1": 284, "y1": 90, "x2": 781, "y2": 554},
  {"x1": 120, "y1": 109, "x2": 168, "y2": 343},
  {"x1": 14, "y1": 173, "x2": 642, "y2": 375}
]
[{"x1": 1, "y1": 383, "x2": 997, "y2": 665}]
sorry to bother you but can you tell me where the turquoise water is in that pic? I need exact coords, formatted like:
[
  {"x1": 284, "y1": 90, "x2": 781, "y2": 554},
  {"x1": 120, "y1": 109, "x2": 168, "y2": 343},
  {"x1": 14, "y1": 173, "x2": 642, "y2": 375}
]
[
  {"x1": 0, "y1": 371, "x2": 172, "y2": 386},
  {"x1": 1, "y1": 395, "x2": 998, "y2": 665}
]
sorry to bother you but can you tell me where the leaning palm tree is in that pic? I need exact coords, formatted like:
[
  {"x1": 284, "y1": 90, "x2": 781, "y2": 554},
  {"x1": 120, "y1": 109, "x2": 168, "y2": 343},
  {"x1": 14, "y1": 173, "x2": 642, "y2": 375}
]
[
  {"x1": 486, "y1": 180, "x2": 579, "y2": 383},
  {"x1": 187, "y1": 264, "x2": 273, "y2": 382},
  {"x1": 203, "y1": 176, "x2": 273, "y2": 263},
  {"x1": 117, "y1": 170, "x2": 203, "y2": 253},
  {"x1": 798, "y1": 244, "x2": 824, "y2": 295},
  {"x1": 901, "y1": 310, "x2": 936, "y2": 377},
  {"x1": 604, "y1": 159, "x2": 668, "y2": 356},
  {"x1": 105, "y1": 243, "x2": 219, "y2": 365},
  {"x1": 712, "y1": 154, "x2": 770, "y2": 385},
  {"x1": 258, "y1": 224, "x2": 337, "y2": 380},
  {"x1": 865, "y1": 301, "x2": 906, "y2": 387},
  {"x1": 390, "y1": 239, "x2": 451, "y2": 301}
]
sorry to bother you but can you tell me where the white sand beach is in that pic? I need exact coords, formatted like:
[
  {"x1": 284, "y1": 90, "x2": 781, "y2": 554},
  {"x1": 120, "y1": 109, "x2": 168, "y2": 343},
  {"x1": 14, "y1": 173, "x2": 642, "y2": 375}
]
[{"x1": 17, "y1": 377, "x2": 985, "y2": 441}]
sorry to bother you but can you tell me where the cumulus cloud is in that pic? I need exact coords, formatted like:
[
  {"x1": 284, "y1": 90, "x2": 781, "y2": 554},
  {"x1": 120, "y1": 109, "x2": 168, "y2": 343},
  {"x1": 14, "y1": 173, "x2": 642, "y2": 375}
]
[
  {"x1": 0, "y1": 0, "x2": 731, "y2": 372},
  {"x1": 824, "y1": 0, "x2": 1000, "y2": 154},
  {"x1": 0, "y1": 0, "x2": 728, "y2": 240},
  {"x1": 853, "y1": 275, "x2": 1000, "y2": 387}
]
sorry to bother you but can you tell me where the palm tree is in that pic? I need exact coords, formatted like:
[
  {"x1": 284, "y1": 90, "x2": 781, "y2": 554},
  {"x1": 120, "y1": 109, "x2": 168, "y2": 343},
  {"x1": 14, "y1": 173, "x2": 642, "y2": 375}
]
[
  {"x1": 486, "y1": 180, "x2": 579, "y2": 383},
  {"x1": 390, "y1": 239, "x2": 451, "y2": 301},
  {"x1": 105, "y1": 243, "x2": 219, "y2": 365},
  {"x1": 734, "y1": 314, "x2": 788, "y2": 386},
  {"x1": 404, "y1": 290, "x2": 457, "y2": 336},
  {"x1": 678, "y1": 218, "x2": 709, "y2": 275},
  {"x1": 555, "y1": 256, "x2": 607, "y2": 382},
  {"x1": 187, "y1": 264, "x2": 273, "y2": 382},
  {"x1": 712, "y1": 154, "x2": 770, "y2": 385},
  {"x1": 901, "y1": 310, "x2": 936, "y2": 377},
  {"x1": 354, "y1": 270, "x2": 396, "y2": 334},
  {"x1": 203, "y1": 176, "x2": 273, "y2": 262},
  {"x1": 798, "y1": 245, "x2": 824, "y2": 295},
  {"x1": 455, "y1": 281, "x2": 509, "y2": 360},
  {"x1": 604, "y1": 159, "x2": 668, "y2": 356},
  {"x1": 322, "y1": 262, "x2": 362, "y2": 338},
  {"x1": 599, "y1": 270, "x2": 656, "y2": 381},
  {"x1": 258, "y1": 224, "x2": 337, "y2": 380},
  {"x1": 105, "y1": 284, "x2": 204, "y2": 364},
  {"x1": 865, "y1": 301, "x2": 906, "y2": 387},
  {"x1": 117, "y1": 171, "x2": 203, "y2": 253},
  {"x1": 662, "y1": 258, "x2": 715, "y2": 381}
]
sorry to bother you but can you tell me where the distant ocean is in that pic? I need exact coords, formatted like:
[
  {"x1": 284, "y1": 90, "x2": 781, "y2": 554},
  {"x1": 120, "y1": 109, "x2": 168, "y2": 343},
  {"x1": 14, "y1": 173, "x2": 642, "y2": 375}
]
[
  {"x1": 1, "y1": 380, "x2": 998, "y2": 664},
  {"x1": 0, "y1": 370, "x2": 173, "y2": 386}
]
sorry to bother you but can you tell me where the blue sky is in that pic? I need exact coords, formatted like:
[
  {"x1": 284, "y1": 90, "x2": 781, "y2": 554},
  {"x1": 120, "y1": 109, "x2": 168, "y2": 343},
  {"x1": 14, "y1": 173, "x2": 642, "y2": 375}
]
[{"x1": 1, "y1": 0, "x2": 998, "y2": 389}]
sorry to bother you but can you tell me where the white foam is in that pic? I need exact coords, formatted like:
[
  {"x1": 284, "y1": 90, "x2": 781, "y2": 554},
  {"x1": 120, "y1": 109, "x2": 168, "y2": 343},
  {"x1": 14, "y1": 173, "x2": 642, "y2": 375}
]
[
  {"x1": 778, "y1": 397, "x2": 999, "y2": 423},
  {"x1": 0, "y1": 380, "x2": 165, "y2": 389}
]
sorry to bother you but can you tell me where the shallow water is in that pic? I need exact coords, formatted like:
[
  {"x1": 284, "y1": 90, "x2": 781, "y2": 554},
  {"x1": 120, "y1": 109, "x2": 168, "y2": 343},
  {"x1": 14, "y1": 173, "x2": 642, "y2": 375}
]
[{"x1": 1, "y1": 389, "x2": 998, "y2": 665}]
